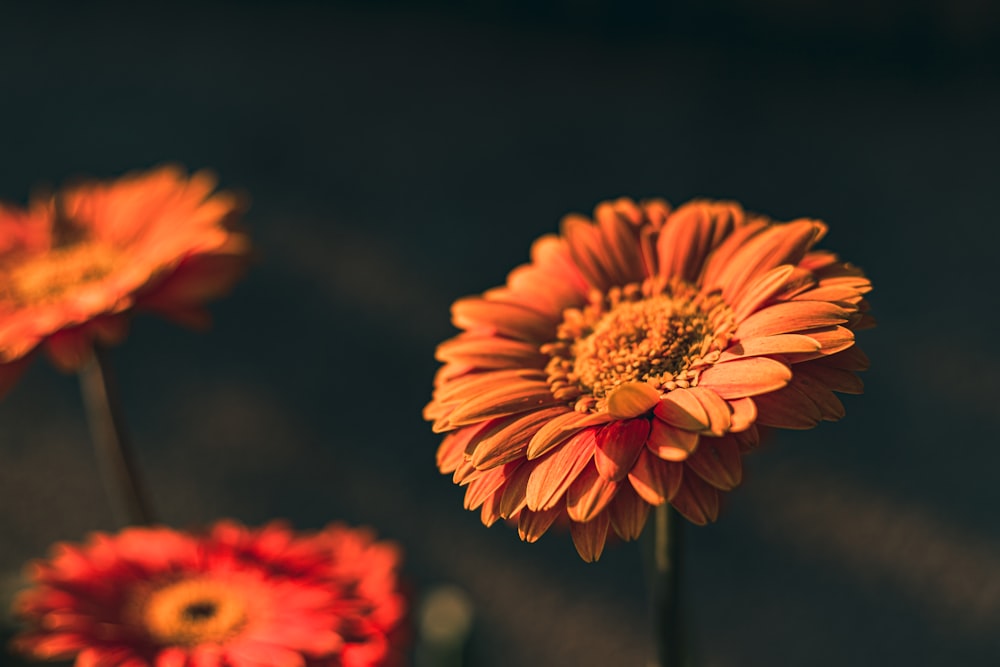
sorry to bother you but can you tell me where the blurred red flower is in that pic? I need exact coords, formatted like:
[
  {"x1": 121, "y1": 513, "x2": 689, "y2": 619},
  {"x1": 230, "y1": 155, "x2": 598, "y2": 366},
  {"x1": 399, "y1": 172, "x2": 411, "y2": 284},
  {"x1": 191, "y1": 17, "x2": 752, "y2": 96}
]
[{"x1": 11, "y1": 520, "x2": 407, "y2": 667}]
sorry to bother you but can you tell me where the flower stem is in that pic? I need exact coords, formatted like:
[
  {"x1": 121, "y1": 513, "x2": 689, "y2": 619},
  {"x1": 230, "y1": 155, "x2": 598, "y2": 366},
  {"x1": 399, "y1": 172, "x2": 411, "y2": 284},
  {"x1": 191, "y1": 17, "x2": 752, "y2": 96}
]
[
  {"x1": 648, "y1": 502, "x2": 683, "y2": 667},
  {"x1": 78, "y1": 345, "x2": 153, "y2": 526}
]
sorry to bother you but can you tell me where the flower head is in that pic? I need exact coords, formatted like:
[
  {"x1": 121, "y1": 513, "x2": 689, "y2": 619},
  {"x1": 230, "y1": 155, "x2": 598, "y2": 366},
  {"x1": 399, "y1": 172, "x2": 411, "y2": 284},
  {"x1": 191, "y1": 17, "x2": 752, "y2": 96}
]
[
  {"x1": 11, "y1": 520, "x2": 407, "y2": 667},
  {"x1": 426, "y1": 198, "x2": 872, "y2": 561},
  {"x1": 0, "y1": 166, "x2": 250, "y2": 396}
]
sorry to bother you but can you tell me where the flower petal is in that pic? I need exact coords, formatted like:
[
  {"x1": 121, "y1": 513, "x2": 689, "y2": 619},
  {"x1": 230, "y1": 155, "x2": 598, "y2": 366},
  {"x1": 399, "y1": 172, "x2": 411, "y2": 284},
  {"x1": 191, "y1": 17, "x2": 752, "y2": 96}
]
[
  {"x1": 697, "y1": 357, "x2": 792, "y2": 399},
  {"x1": 717, "y1": 333, "x2": 821, "y2": 362},
  {"x1": 499, "y1": 461, "x2": 536, "y2": 518},
  {"x1": 609, "y1": 485, "x2": 651, "y2": 541},
  {"x1": 594, "y1": 419, "x2": 651, "y2": 481},
  {"x1": 446, "y1": 379, "x2": 558, "y2": 427},
  {"x1": 627, "y1": 449, "x2": 683, "y2": 504},
  {"x1": 517, "y1": 506, "x2": 562, "y2": 543},
  {"x1": 525, "y1": 428, "x2": 597, "y2": 511},
  {"x1": 734, "y1": 301, "x2": 851, "y2": 340},
  {"x1": 471, "y1": 407, "x2": 569, "y2": 469},
  {"x1": 657, "y1": 200, "x2": 742, "y2": 282},
  {"x1": 728, "y1": 397, "x2": 757, "y2": 432},
  {"x1": 526, "y1": 410, "x2": 611, "y2": 460},
  {"x1": 670, "y1": 473, "x2": 720, "y2": 525},
  {"x1": 451, "y1": 297, "x2": 555, "y2": 341},
  {"x1": 569, "y1": 511, "x2": 611, "y2": 563},
  {"x1": 646, "y1": 417, "x2": 700, "y2": 461},
  {"x1": 606, "y1": 381, "x2": 661, "y2": 419},
  {"x1": 654, "y1": 388, "x2": 709, "y2": 431},
  {"x1": 685, "y1": 436, "x2": 743, "y2": 490},
  {"x1": 687, "y1": 386, "x2": 732, "y2": 436},
  {"x1": 566, "y1": 463, "x2": 620, "y2": 522}
]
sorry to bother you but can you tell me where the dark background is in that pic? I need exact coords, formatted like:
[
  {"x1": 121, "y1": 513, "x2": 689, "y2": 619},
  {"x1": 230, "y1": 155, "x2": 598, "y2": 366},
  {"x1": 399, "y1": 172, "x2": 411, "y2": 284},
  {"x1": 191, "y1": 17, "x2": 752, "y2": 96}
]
[{"x1": 2, "y1": 1, "x2": 999, "y2": 665}]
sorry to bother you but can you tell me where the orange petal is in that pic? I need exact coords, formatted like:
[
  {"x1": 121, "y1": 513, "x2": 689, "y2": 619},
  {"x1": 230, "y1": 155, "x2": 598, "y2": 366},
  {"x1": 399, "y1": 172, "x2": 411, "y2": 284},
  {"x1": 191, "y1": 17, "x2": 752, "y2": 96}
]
[
  {"x1": 595, "y1": 202, "x2": 645, "y2": 285},
  {"x1": 717, "y1": 333, "x2": 821, "y2": 362},
  {"x1": 566, "y1": 463, "x2": 620, "y2": 522},
  {"x1": 654, "y1": 388, "x2": 709, "y2": 431},
  {"x1": 436, "y1": 430, "x2": 472, "y2": 474},
  {"x1": 657, "y1": 201, "x2": 742, "y2": 282},
  {"x1": 451, "y1": 297, "x2": 555, "y2": 341},
  {"x1": 464, "y1": 464, "x2": 512, "y2": 511},
  {"x1": 609, "y1": 485, "x2": 652, "y2": 541},
  {"x1": 782, "y1": 326, "x2": 855, "y2": 363},
  {"x1": 685, "y1": 436, "x2": 743, "y2": 490},
  {"x1": 699, "y1": 219, "x2": 770, "y2": 288},
  {"x1": 687, "y1": 386, "x2": 732, "y2": 436},
  {"x1": 794, "y1": 361, "x2": 864, "y2": 395},
  {"x1": 561, "y1": 214, "x2": 616, "y2": 290},
  {"x1": 435, "y1": 335, "x2": 548, "y2": 370},
  {"x1": 607, "y1": 381, "x2": 661, "y2": 418},
  {"x1": 670, "y1": 473, "x2": 720, "y2": 525},
  {"x1": 525, "y1": 428, "x2": 597, "y2": 511},
  {"x1": 569, "y1": 511, "x2": 611, "y2": 562},
  {"x1": 433, "y1": 368, "x2": 545, "y2": 405},
  {"x1": 446, "y1": 379, "x2": 558, "y2": 427},
  {"x1": 697, "y1": 357, "x2": 792, "y2": 399},
  {"x1": 717, "y1": 220, "x2": 826, "y2": 304},
  {"x1": 728, "y1": 397, "x2": 757, "y2": 432},
  {"x1": 526, "y1": 410, "x2": 612, "y2": 460},
  {"x1": 646, "y1": 417, "x2": 699, "y2": 461},
  {"x1": 734, "y1": 301, "x2": 851, "y2": 340},
  {"x1": 752, "y1": 385, "x2": 822, "y2": 429},
  {"x1": 789, "y1": 373, "x2": 846, "y2": 421},
  {"x1": 730, "y1": 264, "x2": 797, "y2": 322},
  {"x1": 627, "y1": 448, "x2": 683, "y2": 504},
  {"x1": 518, "y1": 506, "x2": 562, "y2": 543},
  {"x1": 471, "y1": 407, "x2": 569, "y2": 469},
  {"x1": 498, "y1": 461, "x2": 536, "y2": 518},
  {"x1": 594, "y1": 419, "x2": 651, "y2": 481}
]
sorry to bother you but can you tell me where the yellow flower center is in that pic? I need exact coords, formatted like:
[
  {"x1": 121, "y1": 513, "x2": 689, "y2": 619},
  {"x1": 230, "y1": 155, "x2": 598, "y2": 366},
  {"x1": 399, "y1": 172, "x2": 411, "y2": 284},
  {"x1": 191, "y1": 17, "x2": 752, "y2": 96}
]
[
  {"x1": 544, "y1": 277, "x2": 734, "y2": 412},
  {"x1": 1, "y1": 242, "x2": 118, "y2": 307},
  {"x1": 135, "y1": 578, "x2": 249, "y2": 647}
]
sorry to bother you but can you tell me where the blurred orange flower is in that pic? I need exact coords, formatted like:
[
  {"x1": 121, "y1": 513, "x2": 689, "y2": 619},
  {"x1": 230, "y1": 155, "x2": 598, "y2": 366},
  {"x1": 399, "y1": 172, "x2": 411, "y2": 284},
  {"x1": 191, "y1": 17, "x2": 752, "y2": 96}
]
[
  {"x1": 0, "y1": 166, "x2": 250, "y2": 396},
  {"x1": 12, "y1": 520, "x2": 408, "y2": 667},
  {"x1": 426, "y1": 198, "x2": 873, "y2": 561}
]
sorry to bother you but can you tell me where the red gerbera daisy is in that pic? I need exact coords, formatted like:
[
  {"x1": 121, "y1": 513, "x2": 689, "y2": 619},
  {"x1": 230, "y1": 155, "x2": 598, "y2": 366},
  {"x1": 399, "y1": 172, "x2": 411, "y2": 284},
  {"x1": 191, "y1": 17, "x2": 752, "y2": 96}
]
[
  {"x1": 0, "y1": 166, "x2": 250, "y2": 397},
  {"x1": 425, "y1": 198, "x2": 872, "y2": 561},
  {"x1": 10, "y1": 520, "x2": 407, "y2": 667}
]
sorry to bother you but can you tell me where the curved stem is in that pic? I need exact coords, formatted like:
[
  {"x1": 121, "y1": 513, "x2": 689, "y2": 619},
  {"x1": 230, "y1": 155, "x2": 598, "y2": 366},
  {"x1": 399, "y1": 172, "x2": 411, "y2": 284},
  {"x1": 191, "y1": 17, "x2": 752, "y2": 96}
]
[
  {"x1": 648, "y1": 502, "x2": 683, "y2": 667},
  {"x1": 78, "y1": 345, "x2": 154, "y2": 526}
]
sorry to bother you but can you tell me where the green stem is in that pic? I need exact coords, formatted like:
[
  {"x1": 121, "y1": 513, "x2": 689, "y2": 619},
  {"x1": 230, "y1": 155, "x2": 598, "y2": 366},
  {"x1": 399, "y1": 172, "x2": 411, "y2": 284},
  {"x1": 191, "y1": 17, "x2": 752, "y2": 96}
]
[
  {"x1": 78, "y1": 345, "x2": 153, "y2": 526},
  {"x1": 649, "y1": 502, "x2": 683, "y2": 667}
]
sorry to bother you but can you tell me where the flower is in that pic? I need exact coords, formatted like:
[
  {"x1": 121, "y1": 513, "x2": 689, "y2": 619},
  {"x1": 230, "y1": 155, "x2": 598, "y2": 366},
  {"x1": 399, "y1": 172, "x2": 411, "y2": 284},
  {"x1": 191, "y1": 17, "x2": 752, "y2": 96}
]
[
  {"x1": 426, "y1": 198, "x2": 872, "y2": 561},
  {"x1": 11, "y1": 520, "x2": 408, "y2": 667},
  {"x1": 0, "y1": 166, "x2": 250, "y2": 396}
]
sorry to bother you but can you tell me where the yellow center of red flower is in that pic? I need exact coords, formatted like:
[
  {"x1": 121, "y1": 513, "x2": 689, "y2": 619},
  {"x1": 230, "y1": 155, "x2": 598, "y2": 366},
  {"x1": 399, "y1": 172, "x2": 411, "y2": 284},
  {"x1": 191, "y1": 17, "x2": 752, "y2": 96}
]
[
  {"x1": 1, "y1": 242, "x2": 119, "y2": 307},
  {"x1": 136, "y1": 578, "x2": 249, "y2": 647},
  {"x1": 544, "y1": 277, "x2": 734, "y2": 412}
]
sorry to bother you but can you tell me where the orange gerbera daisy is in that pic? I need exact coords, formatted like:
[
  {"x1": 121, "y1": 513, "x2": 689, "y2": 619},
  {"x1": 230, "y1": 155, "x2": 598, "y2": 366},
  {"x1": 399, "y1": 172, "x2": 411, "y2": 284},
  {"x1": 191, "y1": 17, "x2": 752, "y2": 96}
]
[
  {"x1": 11, "y1": 520, "x2": 408, "y2": 667},
  {"x1": 0, "y1": 166, "x2": 250, "y2": 396},
  {"x1": 426, "y1": 198, "x2": 872, "y2": 561}
]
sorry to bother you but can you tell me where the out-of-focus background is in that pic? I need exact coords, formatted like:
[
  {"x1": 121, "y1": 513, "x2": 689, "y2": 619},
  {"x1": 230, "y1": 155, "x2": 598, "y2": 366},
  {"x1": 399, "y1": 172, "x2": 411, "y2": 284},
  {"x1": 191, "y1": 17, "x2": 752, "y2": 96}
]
[{"x1": 2, "y1": 1, "x2": 999, "y2": 665}]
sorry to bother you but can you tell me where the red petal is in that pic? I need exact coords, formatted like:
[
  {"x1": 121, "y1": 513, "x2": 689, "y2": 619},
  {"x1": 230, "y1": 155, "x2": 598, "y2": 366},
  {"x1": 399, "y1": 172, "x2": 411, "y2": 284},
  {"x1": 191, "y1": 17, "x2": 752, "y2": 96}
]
[
  {"x1": 628, "y1": 449, "x2": 683, "y2": 504},
  {"x1": 566, "y1": 463, "x2": 620, "y2": 522},
  {"x1": 594, "y1": 419, "x2": 651, "y2": 481}
]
